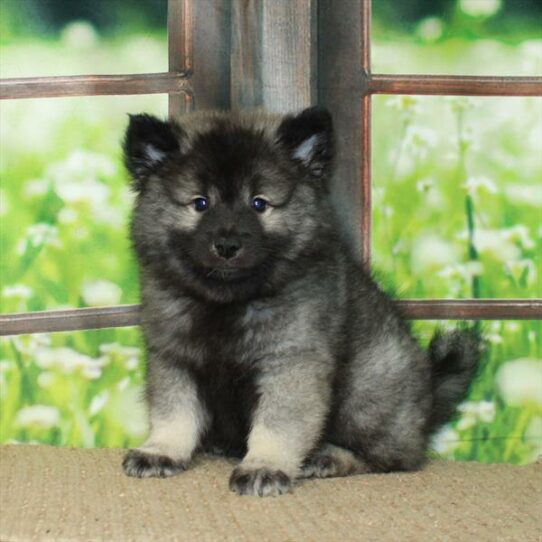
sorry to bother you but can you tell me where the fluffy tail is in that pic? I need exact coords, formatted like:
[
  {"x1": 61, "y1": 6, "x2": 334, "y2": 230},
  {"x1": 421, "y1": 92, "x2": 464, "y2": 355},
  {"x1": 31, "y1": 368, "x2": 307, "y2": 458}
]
[{"x1": 427, "y1": 328, "x2": 482, "y2": 434}]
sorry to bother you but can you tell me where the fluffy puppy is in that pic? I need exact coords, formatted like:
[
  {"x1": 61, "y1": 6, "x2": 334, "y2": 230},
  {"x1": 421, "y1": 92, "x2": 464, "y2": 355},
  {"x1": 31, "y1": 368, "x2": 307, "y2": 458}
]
[{"x1": 121, "y1": 107, "x2": 480, "y2": 497}]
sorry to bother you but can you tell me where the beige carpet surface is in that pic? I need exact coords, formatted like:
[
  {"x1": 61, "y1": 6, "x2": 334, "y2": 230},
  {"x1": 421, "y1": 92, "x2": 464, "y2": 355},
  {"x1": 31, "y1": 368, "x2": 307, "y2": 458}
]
[{"x1": 0, "y1": 445, "x2": 540, "y2": 542}]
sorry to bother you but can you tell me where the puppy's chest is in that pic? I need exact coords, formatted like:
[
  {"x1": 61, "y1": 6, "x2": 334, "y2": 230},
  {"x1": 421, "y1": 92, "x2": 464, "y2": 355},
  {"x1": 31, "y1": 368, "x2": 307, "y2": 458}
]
[{"x1": 182, "y1": 301, "x2": 281, "y2": 364}]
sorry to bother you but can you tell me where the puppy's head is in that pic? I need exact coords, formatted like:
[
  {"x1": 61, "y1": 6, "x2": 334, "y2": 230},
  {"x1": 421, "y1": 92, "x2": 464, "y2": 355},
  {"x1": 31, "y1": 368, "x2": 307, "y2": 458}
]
[{"x1": 124, "y1": 107, "x2": 334, "y2": 302}]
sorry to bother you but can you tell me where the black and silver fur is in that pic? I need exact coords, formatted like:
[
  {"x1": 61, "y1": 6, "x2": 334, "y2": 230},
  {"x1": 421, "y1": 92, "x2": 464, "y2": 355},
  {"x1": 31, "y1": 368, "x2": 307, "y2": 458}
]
[{"x1": 121, "y1": 107, "x2": 480, "y2": 497}]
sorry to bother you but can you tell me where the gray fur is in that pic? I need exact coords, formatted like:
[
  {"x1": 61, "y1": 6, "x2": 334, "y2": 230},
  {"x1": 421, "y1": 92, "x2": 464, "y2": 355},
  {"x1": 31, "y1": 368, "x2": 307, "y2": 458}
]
[{"x1": 121, "y1": 107, "x2": 481, "y2": 496}]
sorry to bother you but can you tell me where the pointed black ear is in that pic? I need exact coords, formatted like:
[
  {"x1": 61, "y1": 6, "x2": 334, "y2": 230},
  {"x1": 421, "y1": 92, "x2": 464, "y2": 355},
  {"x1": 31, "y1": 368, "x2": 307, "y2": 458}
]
[
  {"x1": 123, "y1": 114, "x2": 182, "y2": 189},
  {"x1": 276, "y1": 106, "x2": 333, "y2": 178}
]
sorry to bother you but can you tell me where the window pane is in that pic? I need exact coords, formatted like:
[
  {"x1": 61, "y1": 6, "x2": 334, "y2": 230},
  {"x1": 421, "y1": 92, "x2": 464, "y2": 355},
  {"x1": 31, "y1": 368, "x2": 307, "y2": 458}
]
[
  {"x1": 0, "y1": 327, "x2": 146, "y2": 448},
  {"x1": 0, "y1": 94, "x2": 168, "y2": 312},
  {"x1": 0, "y1": 0, "x2": 167, "y2": 77},
  {"x1": 372, "y1": 0, "x2": 542, "y2": 76},
  {"x1": 372, "y1": 95, "x2": 542, "y2": 300},
  {"x1": 415, "y1": 319, "x2": 541, "y2": 465},
  {"x1": 2, "y1": 321, "x2": 539, "y2": 464}
]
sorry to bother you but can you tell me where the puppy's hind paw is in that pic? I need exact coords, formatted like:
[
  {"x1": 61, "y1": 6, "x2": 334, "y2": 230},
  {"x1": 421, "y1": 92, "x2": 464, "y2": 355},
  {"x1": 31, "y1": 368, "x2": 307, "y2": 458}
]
[
  {"x1": 122, "y1": 449, "x2": 188, "y2": 478},
  {"x1": 229, "y1": 466, "x2": 292, "y2": 497}
]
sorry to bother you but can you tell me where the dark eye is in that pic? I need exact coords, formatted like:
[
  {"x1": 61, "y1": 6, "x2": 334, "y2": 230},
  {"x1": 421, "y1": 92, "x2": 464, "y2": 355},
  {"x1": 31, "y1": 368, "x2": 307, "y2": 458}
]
[
  {"x1": 251, "y1": 197, "x2": 268, "y2": 213},
  {"x1": 193, "y1": 197, "x2": 209, "y2": 212}
]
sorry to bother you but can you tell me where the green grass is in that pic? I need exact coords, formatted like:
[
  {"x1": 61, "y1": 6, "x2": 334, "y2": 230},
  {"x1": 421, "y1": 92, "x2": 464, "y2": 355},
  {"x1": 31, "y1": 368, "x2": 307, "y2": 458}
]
[{"x1": 1, "y1": 32, "x2": 541, "y2": 463}]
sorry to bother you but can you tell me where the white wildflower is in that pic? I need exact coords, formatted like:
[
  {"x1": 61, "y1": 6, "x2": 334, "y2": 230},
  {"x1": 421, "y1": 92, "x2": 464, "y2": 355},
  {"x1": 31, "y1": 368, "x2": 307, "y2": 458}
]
[
  {"x1": 496, "y1": 359, "x2": 542, "y2": 406},
  {"x1": 459, "y1": 0, "x2": 502, "y2": 18},
  {"x1": 520, "y1": 40, "x2": 542, "y2": 75},
  {"x1": 82, "y1": 365, "x2": 102, "y2": 380},
  {"x1": 505, "y1": 259, "x2": 537, "y2": 287},
  {"x1": 457, "y1": 414, "x2": 476, "y2": 431},
  {"x1": 46, "y1": 150, "x2": 117, "y2": 225},
  {"x1": 12, "y1": 334, "x2": 51, "y2": 356},
  {"x1": 3, "y1": 284, "x2": 33, "y2": 300},
  {"x1": 117, "y1": 378, "x2": 130, "y2": 391},
  {"x1": 61, "y1": 21, "x2": 99, "y2": 49},
  {"x1": 504, "y1": 321, "x2": 520, "y2": 333},
  {"x1": 457, "y1": 400, "x2": 496, "y2": 428},
  {"x1": 503, "y1": 225, "x2": 535, "y2": 250},
  {"x1": 457, "y1": 228, "x2": 520, "y2": 262},
  {"x1": 430, "y1": 425, "x2": 460, "y2": 455},
  {"x1": 386, "y1": 95, "x2": 419, "y2": 114},
  {"x1": 37, "y1": 372, "x2": 55, "y2": 389},
  {"x1": 463, "y1": 176, "x2": 497, "y2": 198},
  {"x1": 416, "y1": 178, "x2": 435, "y2": 193},
  {"x1": 89, "y1": 391, "x2": 110, "y2": 417},
  {"x1": 57, "y1": 207, "x2": 79, "y2": 225},
  {"x1": 17, "y1": 223, "x2": 62, "y2": 255},
  {"x1": 99, "y1": 343, "x2": 140, "y2": 370},
  {"x1": 486, "y1": 332, "x2": 503, "y2": 345},
  {"x1": 445, "y1": 96, "x2": 474, "y2": 114},
  {"x1": 81, "y1": 280, "x2": 122, "y2": 307},
  {"x1": 23, "y1": 178, "x2": 50, "y2": 198},
  {"x1": 458, "y1": 126, "x2": 478, "y2": 152},
  {"x1": 15, "y1": 405, "x2": 60, "y2": 430},
  {"x1": 34, "y1": 345, "x2": 105, "y2": 379},
  {"x1": 437, "y1": 261, "x2": 484, "y2": 282},
  {"x1": 505, "y1": 185, "x2": 542, "y2": 208},
  {"x1": 477, "y1": 400, "x2": 496, "y2": 423},
  {"x1": 404, "y1": 126, "x2": 436, "y2": 160},
  {"x1": 54, "y1": 177, "x2": 110, "y2": 208},
  {"x1": 416, "y1": 17, "x2": 443, "y2": 42},
  {"x1": 0, "y1": 360, "x2": 14, "y2": 373},
  {"x1": 411, "y1": 235, "x2": 457, "y2": 273}
]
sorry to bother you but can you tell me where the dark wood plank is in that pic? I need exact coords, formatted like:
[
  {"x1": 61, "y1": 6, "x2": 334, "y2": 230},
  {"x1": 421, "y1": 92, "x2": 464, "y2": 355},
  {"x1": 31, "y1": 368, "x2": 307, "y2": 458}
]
[
  {"x1": 0, "y1": 72, "x2": 191, "y2": 100},
  {"x1": 369, "y1": 74, "x2": 542, "y2": 97},
  {"x1": 168, "y1": 0, "x2": 194, "y2": 117}
]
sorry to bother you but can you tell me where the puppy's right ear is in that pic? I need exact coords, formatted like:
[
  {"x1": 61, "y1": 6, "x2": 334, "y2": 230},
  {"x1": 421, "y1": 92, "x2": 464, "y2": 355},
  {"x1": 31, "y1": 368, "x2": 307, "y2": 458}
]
[{"x1": 123, "y1": 114, "x2": 183, "y2": 190}]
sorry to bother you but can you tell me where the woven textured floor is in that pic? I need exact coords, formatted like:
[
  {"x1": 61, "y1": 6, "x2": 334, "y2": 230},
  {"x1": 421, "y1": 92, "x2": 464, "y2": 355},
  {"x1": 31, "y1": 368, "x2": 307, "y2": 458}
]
[{"x1": 0, "y1": 445, "x2": 540, "y2": 542}]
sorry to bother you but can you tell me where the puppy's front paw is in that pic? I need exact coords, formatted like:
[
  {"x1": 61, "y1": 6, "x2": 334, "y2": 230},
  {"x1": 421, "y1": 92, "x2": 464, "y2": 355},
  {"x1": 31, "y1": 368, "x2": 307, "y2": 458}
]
[
  {"x1": 122, "y1": 449, "x2": 188, "y2": 478},
  {"x1": 229, "y1": 466, "x2": 292, "y2": 497}
]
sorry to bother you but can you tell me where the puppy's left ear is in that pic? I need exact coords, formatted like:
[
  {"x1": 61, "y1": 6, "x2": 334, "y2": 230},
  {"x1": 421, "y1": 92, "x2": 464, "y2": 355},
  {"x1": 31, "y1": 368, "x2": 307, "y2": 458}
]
[
  {"x1": 277, "y1": 106, "x2": 333, "y2": 178},
  {"x1": 123, "y1": 114, "x2": 184, "y2": 190}
]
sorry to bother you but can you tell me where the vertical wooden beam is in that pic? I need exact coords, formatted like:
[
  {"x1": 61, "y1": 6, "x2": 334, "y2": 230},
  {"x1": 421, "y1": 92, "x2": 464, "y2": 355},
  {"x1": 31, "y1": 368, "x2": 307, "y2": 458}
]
[
  {"x1": 231, "y1": 0, "x2": 263, "y2": 110},
  {"x1": 230, "y1": 0, "x2": 316, "y2": 113},
  {"x1": 190, "y1": 1, "x2": 231, "y2": 110},
  {"x1": 168, "y1": 0, "x2": 194, "y2": 117},
  {"x1": 318, "y1": 0, "x2": 369, "y2": 261},
  {"x1": 360, "y1": 0, "x2": 372, "y2": 268},
  {"x1": 260, "y1": 0, "x2": 317, "y2": 112}
]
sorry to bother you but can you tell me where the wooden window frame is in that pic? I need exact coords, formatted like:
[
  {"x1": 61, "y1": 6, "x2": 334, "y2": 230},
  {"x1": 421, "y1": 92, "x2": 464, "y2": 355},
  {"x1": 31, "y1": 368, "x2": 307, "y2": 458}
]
[{"x1": 0, "y1": 0, "x2": 541, "y2": 336}]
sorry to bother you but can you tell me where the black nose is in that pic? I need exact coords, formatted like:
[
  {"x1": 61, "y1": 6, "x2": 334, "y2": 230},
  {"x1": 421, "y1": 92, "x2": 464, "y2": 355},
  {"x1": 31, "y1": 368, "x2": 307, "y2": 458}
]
[{"x1": 213, "y1": 237, "x2": 242, "y2": 259}]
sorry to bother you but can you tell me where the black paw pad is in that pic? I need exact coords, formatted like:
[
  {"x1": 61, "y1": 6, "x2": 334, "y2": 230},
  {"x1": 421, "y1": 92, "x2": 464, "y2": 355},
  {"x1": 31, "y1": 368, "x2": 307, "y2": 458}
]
[
  {"x1": 122, "y1": 450, "x2": 188, "y2": 478},
  {"x1": 229, "y1": 467, "x2": 292, "y2": 497}
]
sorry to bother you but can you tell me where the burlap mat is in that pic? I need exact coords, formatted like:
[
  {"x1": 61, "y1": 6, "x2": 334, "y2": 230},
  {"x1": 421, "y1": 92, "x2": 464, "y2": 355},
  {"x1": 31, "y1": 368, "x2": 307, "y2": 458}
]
[{"x1": 0, "y1": 445, "x2": 540, "y2": 542}]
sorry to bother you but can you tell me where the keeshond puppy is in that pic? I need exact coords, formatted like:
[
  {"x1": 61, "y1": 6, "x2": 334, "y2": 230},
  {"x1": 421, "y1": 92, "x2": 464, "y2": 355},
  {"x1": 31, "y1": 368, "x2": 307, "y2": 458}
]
[{"x1": 121, "y1": 107, "x2": 480, "y2": 497}]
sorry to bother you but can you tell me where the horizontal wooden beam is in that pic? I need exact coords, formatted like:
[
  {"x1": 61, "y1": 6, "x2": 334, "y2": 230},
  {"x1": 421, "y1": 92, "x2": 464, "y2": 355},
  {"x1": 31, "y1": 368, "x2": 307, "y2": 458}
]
[
  {"x1": 368, "y1": 74, "x2": 542, "y2": 97},
  {"x1": 0, "y1": 72, "x2": 192, "y2": 100},
  {"x1": 397, "y1": 299, "x2": 542, "y2": 320},
  {"x1": 0, "y1": 305, "x2": 141, "y2": 336},
  {"x1": 1, "y1": 299, "x2": 540, "y2": 336}
]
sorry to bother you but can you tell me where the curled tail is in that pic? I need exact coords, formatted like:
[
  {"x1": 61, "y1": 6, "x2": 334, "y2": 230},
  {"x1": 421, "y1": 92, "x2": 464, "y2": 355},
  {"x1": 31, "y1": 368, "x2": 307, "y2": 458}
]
[{"x1": 427, "y1": 328, "x2": 482, "y2": 434}]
